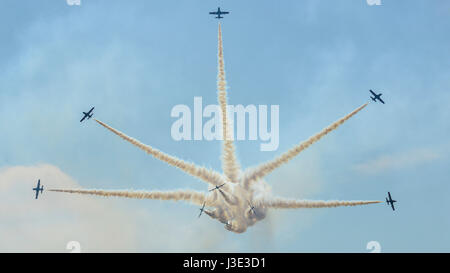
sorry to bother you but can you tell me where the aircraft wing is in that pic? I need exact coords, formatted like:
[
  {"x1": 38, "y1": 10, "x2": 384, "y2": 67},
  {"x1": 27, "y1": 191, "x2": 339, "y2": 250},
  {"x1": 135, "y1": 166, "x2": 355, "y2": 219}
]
[
  {"x1": 222, "y1": 12, "x2": 229, "y2": 14},
  {"x1": 80, "y1": 116, "x2": 86, "y2": 122},
  {"x1": 209, "y1": 12, "x2": 218, "y2": 15},
  {"x1": 378, "y1": 97, "x2": 385, "y2": 104},
  {"x1": 388, "y1": 192, "x2": 392, "y2": 200},
  {"x1": 391, "y1": 203, "x2": 395, "y2": 211},
  {"x1": 370, "y1": 90, "x2": 377, "y2": 96}
]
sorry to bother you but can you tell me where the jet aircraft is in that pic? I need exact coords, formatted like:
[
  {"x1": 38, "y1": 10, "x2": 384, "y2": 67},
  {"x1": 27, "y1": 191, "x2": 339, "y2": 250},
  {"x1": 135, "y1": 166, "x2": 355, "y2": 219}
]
[
  {"x1": 33, "y1": 179, "x2": 44, "y2": 199},
  {"x1": 209, "y1": 7, "x2": 229, "y2": 19},
  {"x1": 80, "y1": 107, "x2": 95, "y2": 122},
  {"x1": 386, "y1": 192, "x2": 397, "y2": 211},
  {"x1": 369, "y1": 90, "x2": 385, "y2": 104}
]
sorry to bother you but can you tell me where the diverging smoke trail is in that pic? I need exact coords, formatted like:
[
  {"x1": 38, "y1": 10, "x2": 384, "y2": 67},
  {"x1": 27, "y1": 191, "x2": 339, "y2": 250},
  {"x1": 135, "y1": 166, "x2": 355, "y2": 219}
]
[
  {"x1": 49, "y1": 189, "x2": 208, "y2": 206},
  {"x1": 217, "y1": 23, "x2": 241, "y2": 183},
  {"x1": 244, "y1": 103, "x2": 368, "y2": 188},
  {"x1": 256, "y1": 197, "x2": 381, "y2": 209},
  {"x1": 94, "y1": 119, "x2": 225, "y2": 186}
]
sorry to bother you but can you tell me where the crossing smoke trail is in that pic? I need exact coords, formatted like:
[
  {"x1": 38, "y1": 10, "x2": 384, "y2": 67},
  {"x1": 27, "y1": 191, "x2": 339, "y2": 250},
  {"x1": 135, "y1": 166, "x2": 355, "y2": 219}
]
[
  {"x1": 49, "y1": 189, "x2": 209, "y2": 206},
  {"x1": 243, "y1": 103, "x2": 368, "y2": 188},
  {"x1": 51, "y1": 25, "x2": 382, "y2": 234},
  {"x1": 255, "y1": 197, "x2": 381, "y2": 209},
  {"x1": 217, "y1": 23, "x2": 241, "y2": 183},
  {"x1": 217, "y1": 188, "x2": 238, "y2": 205},
  {"x1": 94, "y1": 119, "x2": 226, "y2": 186}
]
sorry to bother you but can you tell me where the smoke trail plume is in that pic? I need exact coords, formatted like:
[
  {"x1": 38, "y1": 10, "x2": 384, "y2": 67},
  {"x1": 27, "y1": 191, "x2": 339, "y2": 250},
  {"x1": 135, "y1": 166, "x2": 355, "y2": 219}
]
[
  {"x1": 217, "y1": 23, "x2": 241, "y2": 183},
  {"x1": 49, "y1": 189, "x2": 209, "y2": 206},
  {"x1": 244, "y1": 103, "x2": 368, "y2": 188},
  {"x1": 257, "y1": 197, "x2": 381, "y2": 209},
  {"x1": 217, "y1": 188, "x2": 238, "y2": 205},
  {"x1": 50, "y1": 25, "x2": 383, "y2": 234},
  {"x1": 94, "y1": 119, "x2": 226, "y2": 186}
]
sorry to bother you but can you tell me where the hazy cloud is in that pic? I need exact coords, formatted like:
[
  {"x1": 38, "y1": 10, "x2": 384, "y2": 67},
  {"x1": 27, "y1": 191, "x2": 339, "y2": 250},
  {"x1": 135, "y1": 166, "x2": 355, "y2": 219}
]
[
  {"x1": 0, "y1": 164, "x2": 142, "y2": 252},
  {"x1": 0, "y1": 164, "x2": 230, "y2": 252},
  {"x1": 353, "y1": 148, "x2": 442, "y2": 175}
]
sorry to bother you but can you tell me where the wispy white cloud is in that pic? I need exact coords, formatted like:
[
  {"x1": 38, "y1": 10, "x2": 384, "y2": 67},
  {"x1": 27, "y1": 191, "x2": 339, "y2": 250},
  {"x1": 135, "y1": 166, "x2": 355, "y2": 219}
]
[{"x1": 353, "y1": 148, "x2": 442, "y2": 175}]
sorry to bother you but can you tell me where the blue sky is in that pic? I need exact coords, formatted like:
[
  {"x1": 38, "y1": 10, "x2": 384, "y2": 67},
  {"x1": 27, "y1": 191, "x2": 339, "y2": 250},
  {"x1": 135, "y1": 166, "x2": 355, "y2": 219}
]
[{"x1": 0, "y1": 0, "x2": 449, "y2": 252}]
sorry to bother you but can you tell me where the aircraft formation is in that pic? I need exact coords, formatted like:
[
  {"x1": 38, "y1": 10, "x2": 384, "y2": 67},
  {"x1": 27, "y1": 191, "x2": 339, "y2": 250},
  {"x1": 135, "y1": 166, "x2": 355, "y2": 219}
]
[
  {"x1": 35, "y1": 177, "x2": 398, "y2": 212},
  {"x1": 32, "y1": 8, "x2": 396, "y2": 235}
]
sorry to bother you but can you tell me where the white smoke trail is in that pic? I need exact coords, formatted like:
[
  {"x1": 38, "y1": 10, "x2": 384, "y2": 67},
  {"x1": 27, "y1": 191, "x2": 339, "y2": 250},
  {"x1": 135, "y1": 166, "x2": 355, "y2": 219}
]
[
  {"x1": 244, "y1": 103, "x2": 368, "y2": 188},
  {"x1": 50, "y1": 25, "x2": 382, "y2": 234},
  {"x1": 217, "y1": 23, "x2": 241, "y2": 183},
  {"x1": 256, "y1": 197, "x2": 381, "y2": 209},
  {"x1": 94, "y1": 119, "x2": 226, "y2": 186},
  {"x1": 49, "y1": 189, "x2": 209, "y2": 206},
  {"x1": 217, "y1": 188, "x2": 238, "y2": 205}
]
